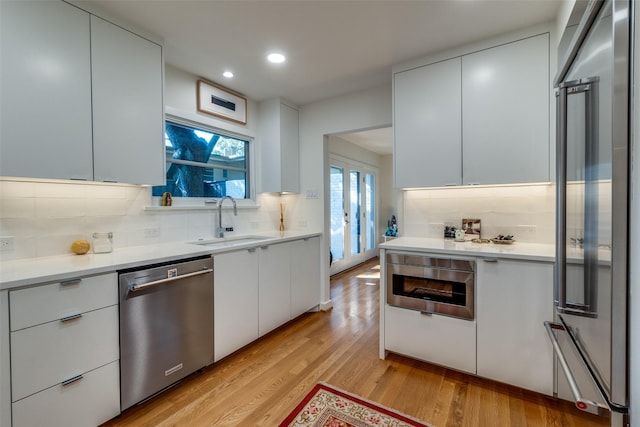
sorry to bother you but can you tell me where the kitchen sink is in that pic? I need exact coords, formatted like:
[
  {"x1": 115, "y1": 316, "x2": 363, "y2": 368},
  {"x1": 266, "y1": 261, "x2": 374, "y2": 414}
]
[{"x1": 190, "y1": 235, "x2": 271, "y2": 248}]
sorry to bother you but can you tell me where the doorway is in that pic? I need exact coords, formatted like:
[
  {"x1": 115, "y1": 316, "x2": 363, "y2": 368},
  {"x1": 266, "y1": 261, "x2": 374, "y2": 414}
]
[{"x1": 329, "y1": 156, "x2": 377, "y2": 275}]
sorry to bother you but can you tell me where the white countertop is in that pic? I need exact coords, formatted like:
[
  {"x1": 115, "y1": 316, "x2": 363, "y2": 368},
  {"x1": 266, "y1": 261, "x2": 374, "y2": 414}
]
[
  {"x1": 379, "y1": 237, "x2": 555, "y2": 262},
  {"x1": 0, "y1": 231, "x2": 321, "y2": 290}
]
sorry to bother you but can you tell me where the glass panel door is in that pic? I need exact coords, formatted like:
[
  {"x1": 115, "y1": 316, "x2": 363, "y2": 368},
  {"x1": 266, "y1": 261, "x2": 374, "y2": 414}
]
[
  {"x1": 330, "y1": 158, "x2": 377, "y2": 275},
  {"x1": 330, "y1": 165, "x2": 345, "y2": 263},
  {"x1": 350, "y1": 169, "x2": 361, "y2": 257},
  {"x1": 365, "y1": 173, "x2": 376, "y2": 252}
]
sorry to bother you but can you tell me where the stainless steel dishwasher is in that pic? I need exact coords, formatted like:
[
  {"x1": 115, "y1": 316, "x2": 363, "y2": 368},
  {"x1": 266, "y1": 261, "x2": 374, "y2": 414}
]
[{"x1": 118, "y1": 255, "x2": 214, "y2": 410}]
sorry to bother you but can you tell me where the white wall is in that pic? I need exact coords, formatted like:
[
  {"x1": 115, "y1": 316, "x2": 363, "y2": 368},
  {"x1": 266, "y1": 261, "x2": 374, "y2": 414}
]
[
  {"x1": 164, "y1": 65, "x2": 259, "y2": 137},
  {"x1": 403, "y1": 184, "x2": 556, "y2": 243},
  {"x1": 298, "y1": 84, "x2": 392, "y2": 308},
  {"x1": 379, "y1": 154, "x2": 400, "y2": 232}
]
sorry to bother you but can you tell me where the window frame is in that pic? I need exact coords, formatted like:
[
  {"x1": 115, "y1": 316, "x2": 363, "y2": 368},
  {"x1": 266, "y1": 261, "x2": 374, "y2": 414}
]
[{"x1": 152, "y1": 114, "x2": 257, "y2": 207}]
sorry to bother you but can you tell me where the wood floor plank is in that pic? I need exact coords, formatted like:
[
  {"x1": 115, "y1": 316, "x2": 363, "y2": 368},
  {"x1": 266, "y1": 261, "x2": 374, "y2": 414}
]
[{"x1": 102, "y1": 258, "x2": 608, "y2": 427}]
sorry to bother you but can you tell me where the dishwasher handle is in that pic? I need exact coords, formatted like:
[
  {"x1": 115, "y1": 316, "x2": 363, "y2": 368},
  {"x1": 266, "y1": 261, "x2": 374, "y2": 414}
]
[{"x1": 129, "y1": 268, "x2": 213, "y2": 292}]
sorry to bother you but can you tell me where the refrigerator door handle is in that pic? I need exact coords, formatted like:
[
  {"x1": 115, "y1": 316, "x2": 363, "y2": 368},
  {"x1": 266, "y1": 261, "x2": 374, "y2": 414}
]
[
  {"x1": 555, "y1": 78, "x2": 600, "y2": 318},
  {"x1": 544, "y1": 321, "x2": 607, "y2": 415}
]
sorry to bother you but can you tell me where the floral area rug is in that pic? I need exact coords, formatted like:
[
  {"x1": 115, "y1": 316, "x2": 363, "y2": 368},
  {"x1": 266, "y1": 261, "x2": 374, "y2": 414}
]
[{"x1": 279, "y1": 382, "x2": 432, "y2": 427}]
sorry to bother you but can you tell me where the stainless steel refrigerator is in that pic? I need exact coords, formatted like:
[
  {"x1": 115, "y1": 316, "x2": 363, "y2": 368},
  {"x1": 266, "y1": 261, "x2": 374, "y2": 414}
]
[{"x1": 545, "y1": 0, "x2": 632, "y2": 426}]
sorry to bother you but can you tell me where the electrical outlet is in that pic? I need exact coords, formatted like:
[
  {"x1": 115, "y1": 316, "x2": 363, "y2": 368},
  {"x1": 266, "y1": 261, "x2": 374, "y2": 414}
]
[
  {"x1": 428, "y1": 223, "x2": 444, "y2": 236},
  {"x1": 225, "y1": 227, "x2": 234, "y2": 232},
  {"x1": 143, "y1": 228, "x2": 160, "y2": 238},
  {"x1": 0, "y1": 237, "x2": 15, "y2": 251},
  {"x1": 516, "y1": 225, "x2": 537, "y2": 236}
]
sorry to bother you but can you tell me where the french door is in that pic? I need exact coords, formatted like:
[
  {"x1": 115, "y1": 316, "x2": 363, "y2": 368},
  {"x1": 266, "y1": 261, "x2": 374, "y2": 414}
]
[{"x1": 329, "y1": 158, "x2": 377, "y2": 275}]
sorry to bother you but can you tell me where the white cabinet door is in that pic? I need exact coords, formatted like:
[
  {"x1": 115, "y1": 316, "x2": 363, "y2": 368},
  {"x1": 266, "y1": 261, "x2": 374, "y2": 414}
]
[
  {"x1": 258, "y1": 242, "x2": 292, "y2": 336},
  {"x1": 290, "y1": 237, "x2": 320, "y2": 318},
  {"x1": 0, "y1": 1, "x2": 93, "y2": 180},
  {"x1": 384, "y1": 305, "x2": 476, "y2": 374},
  {"x1": 462, "y1": 34, "x2": 550, "y2": 185},
  {"x1": 10, "y1": 305, "x2": 119, "y2": 402},
  {"x1": 476, "y1": 258, "x2": 554, "y2": 395},
  {"x1": 12, "y1": 361, "x2": 120, "y2": 427},
  {"x1": 1, "y1": 291, "x2": 10, "y2": 427},
  {"x1": 393, "y1": 58, "x2": 462, "y2": 188},
  {"x1": 91, "y1": 15, "x2": 164, "y2": 185},
  {"x1": 10, "y1": 273, "x2": 117, "y2": 331},
  {"x1": 213, "y1": 249, "x2": 259, "y2": 362},
  {"x1": 258, "y1": 99, "x2": 300, "y2": 193}
]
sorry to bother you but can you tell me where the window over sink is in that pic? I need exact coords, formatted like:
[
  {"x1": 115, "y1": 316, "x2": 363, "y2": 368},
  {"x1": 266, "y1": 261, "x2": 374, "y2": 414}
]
[{"x1": 152, "y1": 117, "x2": 252, "y2": 199}]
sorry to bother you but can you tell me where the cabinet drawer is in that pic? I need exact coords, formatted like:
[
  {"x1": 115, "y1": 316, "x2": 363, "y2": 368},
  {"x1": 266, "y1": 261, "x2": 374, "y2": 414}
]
[
  {"x1": 10, "y1": 272, "x2": 117, "y2": 331},
  {"x1": 384, "y1": 305, "x2": 476, "y2": 374},
  {"x1": 11, "y1": 305, "x2": 119, "y2": 401},
  {"x1": 12, "y1": 360, "x2": 120, "y2": 427}
]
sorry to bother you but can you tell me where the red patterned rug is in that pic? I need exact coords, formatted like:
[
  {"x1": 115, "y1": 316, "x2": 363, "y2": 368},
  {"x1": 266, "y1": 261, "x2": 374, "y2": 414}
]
[{"x1": 279, "y1": 382, "x2": 432, "y2": 427}]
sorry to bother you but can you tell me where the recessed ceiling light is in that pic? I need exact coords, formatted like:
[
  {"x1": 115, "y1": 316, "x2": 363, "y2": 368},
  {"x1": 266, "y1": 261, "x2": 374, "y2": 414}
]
[
  {"x1": 223, "y1": 71, "x2": 234, "y2": 78},
  {"x1": 267, "y1": 52, "x2": 286, "y2": 64}
]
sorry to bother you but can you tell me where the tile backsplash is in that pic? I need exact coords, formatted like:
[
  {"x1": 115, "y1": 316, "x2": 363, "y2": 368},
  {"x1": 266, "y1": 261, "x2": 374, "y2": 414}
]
[
  {"x1": 0, "y1": 179, "x2": 295, "y2": 260},
  {"x1": 402, "y1": 184, "x2": 556, "y2": 243}
]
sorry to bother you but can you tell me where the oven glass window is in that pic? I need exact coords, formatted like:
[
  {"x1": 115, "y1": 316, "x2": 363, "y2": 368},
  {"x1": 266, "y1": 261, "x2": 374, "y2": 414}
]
[{"x1": 392, "y1": 275, "x2": 466, "y2": 306}]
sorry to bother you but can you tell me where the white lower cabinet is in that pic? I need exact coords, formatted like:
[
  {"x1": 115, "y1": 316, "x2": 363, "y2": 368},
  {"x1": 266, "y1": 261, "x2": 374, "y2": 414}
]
[
  {"x1": 214, "y1": 248, "x2": 259, "y2": 362},
  {"x1": 11, "y1": 305, "x2": 119, "y2": 402},
  {"x1": 8, "y1": 272, "x2": 120, "y2": 427},
  {"x1": 213, "y1": 236, "x2": 321, "y2": 360},
  {"x1": 1, "y1": 291, "x2": 10, "y2": 427},
  {"x1": 12, "y1": 361, "x2": 120, "y2": 427},
  {"x1": 290, "y1": 237, "x2": 320, "y2": 318},
  {"x1": 476, "y1": 258, "x2": 554, "y2": 395},
  {"x1": 259, "y1": 242, "x2": 292, "y2": 336},
  {"x1": 384, "y1": 305, "x2": 476, "y2": 374}
]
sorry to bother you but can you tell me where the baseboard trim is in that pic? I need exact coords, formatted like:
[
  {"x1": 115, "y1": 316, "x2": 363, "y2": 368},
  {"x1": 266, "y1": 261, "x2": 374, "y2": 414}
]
[{"x1": 319, "y1": 300, "x2": 333, "y2": 311}]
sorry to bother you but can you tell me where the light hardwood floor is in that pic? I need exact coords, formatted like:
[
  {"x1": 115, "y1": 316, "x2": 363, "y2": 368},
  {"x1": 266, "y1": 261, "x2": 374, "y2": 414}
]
[{"x1": 102, "y1": 258, "x2": 608, "y2": 426}]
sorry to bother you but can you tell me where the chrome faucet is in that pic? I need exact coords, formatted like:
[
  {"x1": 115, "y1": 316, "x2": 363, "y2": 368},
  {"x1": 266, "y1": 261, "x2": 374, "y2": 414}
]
[{"x1": 216, "y1": 196, "x2": 237, "y2": 238}]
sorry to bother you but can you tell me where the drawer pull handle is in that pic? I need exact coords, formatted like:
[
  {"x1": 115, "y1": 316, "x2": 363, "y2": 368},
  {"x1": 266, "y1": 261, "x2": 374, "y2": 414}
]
[
  {"x1": 420, "y1": 310, "x2": 433, "y2": 316},
  {"x1": 483, "y1": 258, "x2": 499, "y2": 263},
  {"x1": 61, "y1": 374, "x2": 84, "y2": 387},
  {"x1": 59, "y1": 278, "x2": 82, "y2": 286},
  {"x1": 60, "y1": 313, "x2": 82, "y2": 323}
]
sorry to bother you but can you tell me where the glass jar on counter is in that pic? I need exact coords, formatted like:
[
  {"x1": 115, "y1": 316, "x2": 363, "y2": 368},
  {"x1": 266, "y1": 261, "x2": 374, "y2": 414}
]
[{"x1": 92, "y1": 232, "x2": 113, "y2": 254}]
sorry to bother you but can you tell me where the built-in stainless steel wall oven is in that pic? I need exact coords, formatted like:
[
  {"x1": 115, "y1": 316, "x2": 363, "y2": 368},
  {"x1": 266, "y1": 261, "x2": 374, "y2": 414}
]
[{"x1": 386, "y1": 252, "x2": 475, "y2": 320}]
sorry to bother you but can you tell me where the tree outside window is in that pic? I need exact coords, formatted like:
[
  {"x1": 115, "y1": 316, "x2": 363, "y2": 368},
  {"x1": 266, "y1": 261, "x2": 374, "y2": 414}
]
[{"x1": 152, "y1": 121, "x2": 250, "y2": 199}]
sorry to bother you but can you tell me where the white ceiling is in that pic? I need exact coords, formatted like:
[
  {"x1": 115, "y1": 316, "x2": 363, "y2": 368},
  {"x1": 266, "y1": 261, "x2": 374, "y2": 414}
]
[
  {"x1": 339, "y1": 127, "x2": 394, "y2": 156},
  {"x1": 76, "y1": 0, "x2": 561, "y2": 107},
  {"x1": 74, "y1": 0, "x2": 561, "y2": 155}
]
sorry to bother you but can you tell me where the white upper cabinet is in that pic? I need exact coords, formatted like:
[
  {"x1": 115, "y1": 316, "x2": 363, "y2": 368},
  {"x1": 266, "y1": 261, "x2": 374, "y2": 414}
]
[
  {"x1": 0, "y1": 1, "x2": 164, "y2": 185},
  {"x1": 393, "y1": 58, "x2": 462, "y2": 188},
  {"x1": 1, "y1": 1, "x2": 93, "y2": 180},
  {"x1": 91, "y1": 16, "x2": 165, "y2": 185},
  {"x1": 462, "y1": 34, "x2": 550, "y2": 185},
  {"x1": 258, "y1": 98, "x2": 300, "y2": 193},
  {"x1": 393, "y1": 32, "x2": 550, "y2": 188}
]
